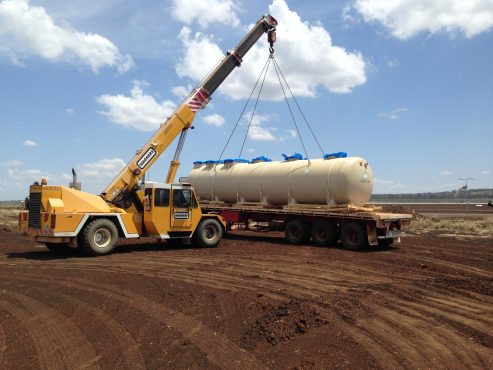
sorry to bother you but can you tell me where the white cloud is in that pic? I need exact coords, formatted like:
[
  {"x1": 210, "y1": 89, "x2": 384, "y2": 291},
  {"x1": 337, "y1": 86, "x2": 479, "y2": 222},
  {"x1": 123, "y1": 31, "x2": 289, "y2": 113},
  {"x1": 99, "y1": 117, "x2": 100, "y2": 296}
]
[
  {"x1": 74, "y1": 158, "x2": 126, "y2": 193},
  {"x1": 387, "y1": 59, "x2": 399, "y2": 68},
  {"x1": 243, "y1": 112, "x2": 277, "y2": 141},
  {"x1": 342, "y1": 4, "x2": 359, "y2": 26},
  {"x1": 240, "y1": 112, "x2": 297, "y2": 142},
  {"x1": 171, "y1": 85, "x2": 192, "y2": 99},
  {"x1": 286, "y1": 129, "x2": 297, "y2": 138},
  {"x1": 4, "y1": 165, "x2": 61, "y2": 193},
  {"x1": 0, "y1": 160, "x2": 23, "y2": 167},
  {"x1": 378, "y1": 107, "x2": 407, "y2": 120},
  {"x1": 353, "y1": 0, "x2": 493, "y2": 39},
  {"x1": 1, "y1": 158, "x2": 126, "y2": 197},
  {"x1": 440, "y1": 170, "x2": 452, "y2": 176},
  {"x1": 248, "y1": 125, "x2": 276, "y2": 141},
  {"x1": 0, "y1": 0, "x2": 134, "y2": 72},
  {"x1": 482, "y1": 170, "x2": 490, "y2": 175},
  {"x1": 170, "y1": 0, "x2": 240, "y2": 28},
  {"x1": 175, "y1": 27, "x2": 224, "y2": 81},
  {"x1": 76, "y1": 158, "x2": 125, "y2": 181},
  {"x1": 22, "y1": 139, "x2": 38, "y2": 147},
  {"x1": 96, "y1": 80, "x2": 176, "y2": 131},
  {"x1": 175, "y1": 0, "x2": 367, "y2": 100},
  {"x1": 203, "y1": 113, "x2": 225, "y2": 127}
]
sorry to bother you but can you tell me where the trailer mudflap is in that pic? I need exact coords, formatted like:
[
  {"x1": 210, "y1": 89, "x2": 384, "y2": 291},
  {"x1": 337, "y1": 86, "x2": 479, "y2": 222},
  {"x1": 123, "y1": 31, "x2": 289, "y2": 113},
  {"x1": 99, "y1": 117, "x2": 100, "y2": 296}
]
[{"x1": 366, "y1": 223, "x2": 378, "y2": 246}]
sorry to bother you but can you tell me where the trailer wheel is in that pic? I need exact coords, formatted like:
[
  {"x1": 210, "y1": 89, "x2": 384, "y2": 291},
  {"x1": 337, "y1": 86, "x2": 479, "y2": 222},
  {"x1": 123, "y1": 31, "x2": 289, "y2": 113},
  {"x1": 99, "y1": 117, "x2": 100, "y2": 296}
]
[
  {"x1": 78, "y1": 218, "x2": 118, "y2": 256},
  {"x1": 193, "y1": 218, "x2": 223, "y2": 248},
  {"x1": 285, "y1": 218, "x2": 310, "y2": 244},
  {"x1": 341, "y1": 222, "x2": 369, "y2": 250},
  {"x1": 45, "y1": 242, "x2": 69, "y2": 252},
  {"x1": 311, "y1": 221, "x2": 340, "y2": 247}
]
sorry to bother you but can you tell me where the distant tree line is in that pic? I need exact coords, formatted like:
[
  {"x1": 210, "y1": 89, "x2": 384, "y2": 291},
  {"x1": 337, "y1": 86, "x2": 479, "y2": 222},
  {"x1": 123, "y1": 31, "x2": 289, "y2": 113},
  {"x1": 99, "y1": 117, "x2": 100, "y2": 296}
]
[{"x1": 371, "y1": 188, "x2": 493, "y2": 201}]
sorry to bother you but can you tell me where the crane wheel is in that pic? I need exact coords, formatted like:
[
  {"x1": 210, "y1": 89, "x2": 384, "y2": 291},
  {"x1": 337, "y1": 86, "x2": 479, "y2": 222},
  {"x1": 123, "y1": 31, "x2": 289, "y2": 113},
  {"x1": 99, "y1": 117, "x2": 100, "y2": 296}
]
[
  {"x1": 285, "y1": 218, "x2": 310, "y2": 244},
  {"x1": 78, "y1": 218, "x2": 118, "y2": 256},
  {"x1": 193, "y1": 218, "x2": 223, "y2": 248},
  {"x1": 341, "y1": 222, "x2": 369, "y2": 250},
  {"x1": 311, "y1": 221, "x2": 340, "y2": 247}
]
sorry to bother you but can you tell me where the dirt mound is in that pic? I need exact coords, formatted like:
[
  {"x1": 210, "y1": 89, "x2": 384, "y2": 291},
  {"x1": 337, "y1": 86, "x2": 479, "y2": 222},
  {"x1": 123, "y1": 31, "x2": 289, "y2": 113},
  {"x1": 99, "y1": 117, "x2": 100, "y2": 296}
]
[
  {"x1": 244, "y1": 299, "x2": 328, "y2": 346},
  {"x1": 382, "y1": 204, "x2": 415, "y2": 214}
]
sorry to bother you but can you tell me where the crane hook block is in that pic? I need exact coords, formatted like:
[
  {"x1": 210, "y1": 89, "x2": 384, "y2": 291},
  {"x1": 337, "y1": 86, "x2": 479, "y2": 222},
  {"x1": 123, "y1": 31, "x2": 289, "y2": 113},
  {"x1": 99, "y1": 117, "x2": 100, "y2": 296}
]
[{"x1": 268, "y1": 30, "x2": 276, "y2": 47}]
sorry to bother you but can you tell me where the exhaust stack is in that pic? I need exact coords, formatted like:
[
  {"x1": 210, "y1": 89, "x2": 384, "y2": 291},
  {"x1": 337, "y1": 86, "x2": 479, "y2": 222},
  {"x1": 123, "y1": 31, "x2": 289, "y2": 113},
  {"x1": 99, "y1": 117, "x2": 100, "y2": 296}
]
[{"x1": 70, "y1": 168, "x2": 82, "y2": 190}]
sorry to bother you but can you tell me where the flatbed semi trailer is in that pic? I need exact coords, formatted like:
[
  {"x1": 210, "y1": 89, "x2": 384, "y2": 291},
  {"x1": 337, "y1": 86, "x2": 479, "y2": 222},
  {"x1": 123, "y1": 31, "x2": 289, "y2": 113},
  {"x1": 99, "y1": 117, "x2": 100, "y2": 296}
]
[{"x1": 198, "y1": 201, "x2": 412, "y2": 250}]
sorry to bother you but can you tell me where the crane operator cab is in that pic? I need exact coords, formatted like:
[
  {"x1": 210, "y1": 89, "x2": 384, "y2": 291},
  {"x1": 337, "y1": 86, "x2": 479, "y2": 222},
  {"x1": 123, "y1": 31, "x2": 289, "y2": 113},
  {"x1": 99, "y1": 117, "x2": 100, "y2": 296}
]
[{"x1": 143, "y1": 182, "x2": 224, "y2": 247}]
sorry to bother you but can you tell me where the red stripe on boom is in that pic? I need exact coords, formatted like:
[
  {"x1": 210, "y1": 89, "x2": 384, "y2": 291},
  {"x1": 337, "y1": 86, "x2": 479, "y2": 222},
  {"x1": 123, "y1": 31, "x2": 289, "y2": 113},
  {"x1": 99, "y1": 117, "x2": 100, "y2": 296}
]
[{"x1": 186, "y1": 88, "x2": 210, "y2": 112}]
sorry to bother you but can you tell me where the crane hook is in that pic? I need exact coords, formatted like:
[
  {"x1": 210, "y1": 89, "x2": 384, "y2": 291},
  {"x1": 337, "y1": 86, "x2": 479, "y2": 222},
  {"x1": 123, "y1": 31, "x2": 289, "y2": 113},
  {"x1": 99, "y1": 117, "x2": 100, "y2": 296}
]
[{"x1": 268, "y1": 29, "x2": 276, "y2": 55}]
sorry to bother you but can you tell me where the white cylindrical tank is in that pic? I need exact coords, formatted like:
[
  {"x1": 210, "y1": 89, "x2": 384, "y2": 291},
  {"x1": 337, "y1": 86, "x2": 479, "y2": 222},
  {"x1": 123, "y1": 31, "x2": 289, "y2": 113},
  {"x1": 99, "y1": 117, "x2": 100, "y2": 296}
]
[{"x1": 189, "y1": 157, "x2": 373, "y2": 206}]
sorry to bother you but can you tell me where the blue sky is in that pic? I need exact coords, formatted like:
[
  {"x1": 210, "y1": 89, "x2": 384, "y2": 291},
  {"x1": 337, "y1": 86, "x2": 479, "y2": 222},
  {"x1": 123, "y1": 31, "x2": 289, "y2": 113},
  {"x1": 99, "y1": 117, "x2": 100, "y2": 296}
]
[{"x1": 1, "y1": 0, "x2": 492, "y2": 200}]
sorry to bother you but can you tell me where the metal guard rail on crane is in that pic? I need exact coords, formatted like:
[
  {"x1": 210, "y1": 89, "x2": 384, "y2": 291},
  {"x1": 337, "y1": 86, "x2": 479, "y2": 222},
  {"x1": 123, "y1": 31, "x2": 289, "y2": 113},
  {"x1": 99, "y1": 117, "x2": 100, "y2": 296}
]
[{"x1": 101, "y1": 15, "x2": 278, "y2": 209}]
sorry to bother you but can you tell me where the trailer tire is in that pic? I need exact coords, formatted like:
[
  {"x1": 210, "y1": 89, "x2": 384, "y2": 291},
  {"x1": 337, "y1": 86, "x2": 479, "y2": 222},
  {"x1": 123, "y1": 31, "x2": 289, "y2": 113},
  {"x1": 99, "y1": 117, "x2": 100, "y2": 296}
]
[
  {"x1": 341, "y1": 222, "x2": 369, "y2": 250},
  {"x1": 285, "y1": 218, "x2": 310, "y2": 244},
  {"x1": 311, "y1": 221, "x2": 340, "y2": 246},
  {"x1": 193, "y1": 218, "x2": 223, "y2": 248},
  {"x1": 78, "y1": 218, "x2": 118, "y2": 256}
]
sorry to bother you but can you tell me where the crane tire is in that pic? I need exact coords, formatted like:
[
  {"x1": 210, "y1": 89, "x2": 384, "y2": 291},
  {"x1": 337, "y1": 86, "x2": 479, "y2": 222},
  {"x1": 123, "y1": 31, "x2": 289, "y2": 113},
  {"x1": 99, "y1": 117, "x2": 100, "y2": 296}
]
[
  {"x1": 341, "y1": 222, "x2": 369, "y2": 250},
  {"x1": 311, "y1": 220, "x2": 340, "y2": 247},
  {"x1": 78, "y1": 218, "x2": 118, "y2": 256},
  {"x1": 285, "y1": 218, "x2": 310, "y2": 244},
  {"x1": 193, "y1": 218, "x2": 223, "y2": 248}
]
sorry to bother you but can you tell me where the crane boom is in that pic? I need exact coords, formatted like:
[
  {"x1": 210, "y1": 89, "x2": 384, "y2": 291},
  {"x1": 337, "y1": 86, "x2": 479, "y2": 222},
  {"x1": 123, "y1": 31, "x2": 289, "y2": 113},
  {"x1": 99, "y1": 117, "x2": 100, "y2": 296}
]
[{"x1": 101, "y1": 15, "x2": 277, "y2": 209}]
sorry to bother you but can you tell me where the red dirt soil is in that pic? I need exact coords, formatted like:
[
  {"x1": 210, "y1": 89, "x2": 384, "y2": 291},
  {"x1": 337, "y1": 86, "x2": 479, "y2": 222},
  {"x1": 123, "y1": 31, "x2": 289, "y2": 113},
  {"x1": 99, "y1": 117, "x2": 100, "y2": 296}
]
[{"x1": 0, "y1": 228, "x2": 492, "y2": 369}]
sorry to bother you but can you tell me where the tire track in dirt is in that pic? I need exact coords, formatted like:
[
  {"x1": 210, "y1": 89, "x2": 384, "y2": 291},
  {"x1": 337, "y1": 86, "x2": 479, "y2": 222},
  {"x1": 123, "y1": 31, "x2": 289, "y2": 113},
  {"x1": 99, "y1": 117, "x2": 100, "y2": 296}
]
[
  {"x1": 427, "y1": 292, "x2": 493, "y2": 317},
  {"x1": 2, "y1": 233, "x2": 492, "y2": 369},
  {"x1": 403, "y1": 291, "x2": 493, "y2": 327},
  {"x1": 333, "y1": 321, "x2": 404, "y2": 368},
  {"x1": 341, "y1": 281, "x2": 493, "y2": 369},
  {"x1": 382, "y1": 301, "x2": 493, "y2": 368},
  {"x1": 385, "y1": 290, "x2": 493, "y2": 347},
  {"x1": 409, "y1": 256, "x2": 492, "y2": 277},
  {"x1": 0, "y1": 277, "x2": 146, "y2": 370},
  {"x1": 375, "y1": 306, "x2": 472, "y2": 366},
  {"x1": 0, "y1": 256, "x2": 389, "y2": 301},
  {"x1": 0, "y1": 247, "x2": 438, "y2": 298},
  {"x1": 33, "y1": 253, "x2": 409, "y2": 294},
  {"x1": 0, "y1": 319, "x2": 5, "y2": 365},
  {"x1": 4, "y1": 257, "x2": 491, "y2": 369},
  {"x1": 69, "y1": 277, "x2": 266, "y2": 370},
  {"x1": 126, "y1": 256, "x2": 493, "y2": 368},
  {"x1": 0, "y1": 272, "x2": 266, "y2": 370},
  {"x1": 0, "y1": 291, "x2": 101, "y2": 370}
]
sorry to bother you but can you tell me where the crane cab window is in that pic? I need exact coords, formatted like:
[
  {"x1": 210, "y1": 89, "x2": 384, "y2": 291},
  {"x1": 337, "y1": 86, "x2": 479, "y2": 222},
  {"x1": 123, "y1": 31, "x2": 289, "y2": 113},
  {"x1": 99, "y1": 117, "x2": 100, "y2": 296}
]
[
  {"x1": 154, "y1": 188, "x2": 170, "y2": 207},
  {"x1": 191, "y1": 191, "x2": 198, "y2": 208},
  {"x1": 173, "y1": 189, "x2": 191, "y2": 208}
]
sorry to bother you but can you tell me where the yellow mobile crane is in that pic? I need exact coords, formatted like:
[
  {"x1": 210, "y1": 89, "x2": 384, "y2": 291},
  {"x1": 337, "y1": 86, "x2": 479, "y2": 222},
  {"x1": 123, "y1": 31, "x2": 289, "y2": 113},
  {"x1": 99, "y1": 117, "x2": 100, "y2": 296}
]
[{"x1": 19, "y1": 15, "x2": 278, "y2": 256}]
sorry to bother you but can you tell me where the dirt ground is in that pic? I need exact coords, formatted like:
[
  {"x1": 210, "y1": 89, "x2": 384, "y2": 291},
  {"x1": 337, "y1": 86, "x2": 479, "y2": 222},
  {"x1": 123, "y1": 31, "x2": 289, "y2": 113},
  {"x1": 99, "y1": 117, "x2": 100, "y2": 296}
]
[{"x1": 0, "y1": 226, "x2": 492, "y2": 369}]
